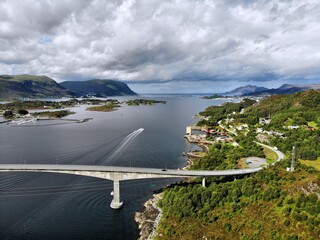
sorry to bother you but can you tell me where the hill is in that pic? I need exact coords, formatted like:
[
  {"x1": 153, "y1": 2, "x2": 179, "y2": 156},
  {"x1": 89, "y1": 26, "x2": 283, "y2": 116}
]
[
  {"x1": 224, "y1": 84, "x2": 320, "y2": 96},
  {"x1": 245, "y1": 90, "x2": 320, "y2": 117},
  {"x1": 224, "y1": 85, "x2": 268, "y2": 96},
  {"x1": 0, "y1": 75, "x2": 137, "y2": 99},
  {"x1": 154, "y1": 90, "x2": 320, "y2": 239},
  {"x1": 60, "y1": 79, "x2": 136, "y2": 97},
  {"x1": 0, "y1": 75, "x2": 72, "y2": 99}
]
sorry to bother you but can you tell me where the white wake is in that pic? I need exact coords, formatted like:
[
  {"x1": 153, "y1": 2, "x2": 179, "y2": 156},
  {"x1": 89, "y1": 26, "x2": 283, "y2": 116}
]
[{"x1": 106, "y1": 128, "x2": 144, "y2": 162}]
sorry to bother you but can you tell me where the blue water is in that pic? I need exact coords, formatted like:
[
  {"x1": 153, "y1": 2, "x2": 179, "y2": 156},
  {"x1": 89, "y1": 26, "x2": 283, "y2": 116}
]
[{"x1": 0, "y1": 95, "x2": 225, "y2": 240}]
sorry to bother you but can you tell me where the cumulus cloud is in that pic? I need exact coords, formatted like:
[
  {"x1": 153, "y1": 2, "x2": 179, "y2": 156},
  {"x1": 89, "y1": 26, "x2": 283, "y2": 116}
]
[{"x1": 0, "y1": 0, "x2": 319, "y2": 92}]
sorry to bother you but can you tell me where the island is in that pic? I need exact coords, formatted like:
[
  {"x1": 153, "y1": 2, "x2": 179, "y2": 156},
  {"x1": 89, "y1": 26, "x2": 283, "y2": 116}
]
[
  {"x1": 32, "y1": 110, "x2": 75, "y2": 118},
  {"x1": 86, "y1": 99, "x2": 166, "y2": 111},
  {"x1": 0, "y1": 98, "x2": 168, "y2": 124},
  {"x1": 86, "y1": 102, "x2": 121, "y2": 112},
  {"x1": 125, "y1": 99, "x2": 166, "y2": 106},
  {"x1": 202, "y1": 94, "x2": 226, "y2": 99}
]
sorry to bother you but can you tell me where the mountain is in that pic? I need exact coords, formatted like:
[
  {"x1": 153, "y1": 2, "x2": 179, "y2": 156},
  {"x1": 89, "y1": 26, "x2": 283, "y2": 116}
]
[
  {"x1": 0, "y1": 75, "x2": 137, "y2": 99},
  {"x1": 0, "y1": 75, "x2": 73, "y2": 99},
  {"x1": 60, "y1": 79, "x2": 136, "y2": 97},
  {"x1": 225, "y1": 83, "x2": 320, "y2": 97},
  {"x1": 305, "y1": 84, "x2": 320, "y2": 90},
  {"x1": 278, "y1": 84, "x2": 320, "y2": 90},
  {"x1": 224, "y1": 85, "x2": 268, "y2": 96},
  {"x1": 242, "y1": 87, "x2": 305, "y2": 96}
]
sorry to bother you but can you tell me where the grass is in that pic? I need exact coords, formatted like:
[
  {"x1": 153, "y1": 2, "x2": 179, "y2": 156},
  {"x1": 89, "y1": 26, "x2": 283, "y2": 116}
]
[
  {"x1": 284, "y1": 118, "x2": 294, "y2": 126},
  {"x1": 237, "y1": 158, "x2": 247, "y2": 168},
  {"x1": 155, "y1": 167, "x2": 320, "y2": 240},
  {"x1": 86, "y1": 103, "x2": 120, "y2": 112},
  {"x1": 32, "y1": 110, "x2": 75, "y2": 118},
  {"x1": 263, "y1": 146, "x2": 278, "y2": 164},
  {"x1": 193, "y1": 151, "x2": 206, "y2": 157},
  {"x1": 300, "y1": 158, "x2": 320, "y2": 170},
  {"x1": 308, "y1": 121, "x2": 318, "y2": 129}
]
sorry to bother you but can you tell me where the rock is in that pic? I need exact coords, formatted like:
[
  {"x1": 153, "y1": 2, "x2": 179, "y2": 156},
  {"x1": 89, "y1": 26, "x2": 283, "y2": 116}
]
[{"x1": 134, "y1": 193, "x2": 163, "y2": 240}]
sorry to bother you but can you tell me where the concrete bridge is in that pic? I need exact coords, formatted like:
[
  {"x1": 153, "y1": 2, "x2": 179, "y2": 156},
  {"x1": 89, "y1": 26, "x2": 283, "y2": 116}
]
[{"x1": 0, "y1": 164, "x2": 262, "y2": 209}]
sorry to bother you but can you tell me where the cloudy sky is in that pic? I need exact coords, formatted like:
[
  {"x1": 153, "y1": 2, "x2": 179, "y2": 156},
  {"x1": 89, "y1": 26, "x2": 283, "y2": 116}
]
[{"x1": 0, "y1": 0, "x2": 320, "y2": 93}]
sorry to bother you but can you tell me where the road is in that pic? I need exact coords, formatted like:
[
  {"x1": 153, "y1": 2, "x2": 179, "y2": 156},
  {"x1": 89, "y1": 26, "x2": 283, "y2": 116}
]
[
  {"x1": 0, "y1": 164, "x2": 263, "y2": 178},
  {"x1": 0, "y1": 144, "x2": 285, "y2": 180},
  {"x1": 255, "y1": 141, "x2": 285, "y2": 162}
]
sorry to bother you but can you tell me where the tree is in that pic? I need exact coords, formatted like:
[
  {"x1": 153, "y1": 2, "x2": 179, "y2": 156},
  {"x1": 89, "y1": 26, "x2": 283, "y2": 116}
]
[
  {"x1": 17, "y1": 109, "x2": 29, "y2": 115},
  {"x1": 3, "y1": 110, "x2": 14, "y2": 118}
]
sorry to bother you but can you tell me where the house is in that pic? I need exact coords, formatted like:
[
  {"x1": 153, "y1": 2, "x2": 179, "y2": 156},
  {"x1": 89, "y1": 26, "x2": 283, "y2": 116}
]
[
  {"x1": 237, "y1": 126, "x2": 243, "y2": 131},
  {"x1": 259, "y1": 117, "x2": 271, "y2": 125},
  {"x1": 256, "y1": 128, "x2": 263, "y2": 133},
  {"x1": 287, "y1": 125, "x2": 300, "y2": 129}
]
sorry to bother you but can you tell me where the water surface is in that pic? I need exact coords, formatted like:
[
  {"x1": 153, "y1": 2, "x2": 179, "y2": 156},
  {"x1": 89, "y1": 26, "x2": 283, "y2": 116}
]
[{"x1": 0, "y1": 95, "x2": 225, "y2": 240}]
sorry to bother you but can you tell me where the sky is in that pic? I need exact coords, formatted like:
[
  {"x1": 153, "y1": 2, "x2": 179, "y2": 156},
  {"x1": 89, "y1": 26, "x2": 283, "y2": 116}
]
[{"x1": 0, "y1": 0, "x2": 320, "y2": 93}]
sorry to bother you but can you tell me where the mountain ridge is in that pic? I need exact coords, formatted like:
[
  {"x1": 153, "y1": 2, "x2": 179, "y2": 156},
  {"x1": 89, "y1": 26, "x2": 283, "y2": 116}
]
[
  {"x1": 0, "y1": 75, "x2": 73, "y2": 99},
  {"x1": 224, "y1": 83, "x2": 320, "y2": 96},
  {"x1": 224, "y1": 85, "x2": 268, "y2": 95},
  {"x1": 0, "y1": 75, "x2": 136, "y2": 99},
  {"x1": 60, "y1": 79, "x2": 136, "y2": 97}
]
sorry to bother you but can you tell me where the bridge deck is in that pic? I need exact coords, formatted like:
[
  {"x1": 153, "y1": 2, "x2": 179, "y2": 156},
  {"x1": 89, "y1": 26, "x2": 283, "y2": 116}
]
[{"x1": 0, "y1": 164, "x2": 262, "y2": 177}]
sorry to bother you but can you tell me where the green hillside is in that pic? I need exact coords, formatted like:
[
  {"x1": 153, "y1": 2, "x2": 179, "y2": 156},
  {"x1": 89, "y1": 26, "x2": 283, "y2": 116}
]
[
  {"x1": 157, "y1": 161, "x2": 320, "y2": 240},
  {"x1": 0, "y1": 75, "x2": 72, "y2": 99},
  {"x1": 155, "y1": 91, "x2": 320, "y2": 239},
  {"x1": 245, "y1": 90, "x2": 320, "y2": 160},
  {"x1": 245, "y1": 90, "x2": 320, "y2": 117}
]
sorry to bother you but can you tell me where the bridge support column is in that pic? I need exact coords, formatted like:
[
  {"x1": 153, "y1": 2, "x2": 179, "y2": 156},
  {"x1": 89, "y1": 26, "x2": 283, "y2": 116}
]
[
  {"x1": 202, "y1": 177, "x2": 206, "y2": 187},
  {"x1": 110, "y1": 179, "x2": 123, "y2": 209}
]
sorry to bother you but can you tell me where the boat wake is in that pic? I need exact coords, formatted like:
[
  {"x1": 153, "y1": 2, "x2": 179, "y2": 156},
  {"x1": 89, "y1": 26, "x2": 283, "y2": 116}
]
[{"x1": 106, "y1": 128, "x2": 144, "y2": 164}]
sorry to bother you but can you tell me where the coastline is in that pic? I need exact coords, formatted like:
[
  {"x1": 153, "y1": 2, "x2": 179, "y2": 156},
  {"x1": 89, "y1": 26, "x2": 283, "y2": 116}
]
[
  {"x1": 134, "y1": 125, "x2": 209, "y2": 240},
  {"x1": 134, "y1": 153, "x2": 200, "y2": 239},
  {"x1": 134, "y1": 192, "x2": 163, "y2": 240}
]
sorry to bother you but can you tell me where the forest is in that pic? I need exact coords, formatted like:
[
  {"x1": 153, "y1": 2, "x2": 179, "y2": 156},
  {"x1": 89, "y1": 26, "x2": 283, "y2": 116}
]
[{"x1": 157, "y1": 161, "x2": 320, "y2": 239}]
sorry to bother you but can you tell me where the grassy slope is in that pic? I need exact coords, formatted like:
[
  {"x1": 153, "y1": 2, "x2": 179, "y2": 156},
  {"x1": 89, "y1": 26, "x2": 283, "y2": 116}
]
[
  {"x1": 155, "y1": 91, "x2": 320, "y2": 239},
  {"x1": 300, "y1": 158, "x2": 320, "y2": 171},
  {"x1": 263, "y1": 146, "x2": 278, "y2": 164},
  {"x1": 156, "y1": 163, "x2": 320, "y2": 240},
  {"x1": 0, "y1": 75, "x2": 72, "y2": 99},
  {"x1": 86, "y1": 103, "x2": 120, "y2": 112}
]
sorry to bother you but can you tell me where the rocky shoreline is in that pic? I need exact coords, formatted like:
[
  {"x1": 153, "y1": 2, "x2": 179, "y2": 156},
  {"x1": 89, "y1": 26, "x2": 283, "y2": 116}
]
[
  {"x1": 134, "y1": 140, "x2": 208, "y2": 239},
  {"x1": 134, "y1": 154, "x2": 203, "y2": 240},
  {"x1": 134, "y1": 192, "x2": 163, "y2": 240},
  {"x1": 134, "y1": 121, "x2": 211, "y2": 239}
]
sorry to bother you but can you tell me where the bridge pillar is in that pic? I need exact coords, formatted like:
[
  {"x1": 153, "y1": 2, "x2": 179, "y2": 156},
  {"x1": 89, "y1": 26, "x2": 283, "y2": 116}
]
[
  {"x1": 202, "y1": 177, "x2": 206, "y2": 187},
  {"x1": 110, "y1": 179, "x2": 123, "y2": 209}
]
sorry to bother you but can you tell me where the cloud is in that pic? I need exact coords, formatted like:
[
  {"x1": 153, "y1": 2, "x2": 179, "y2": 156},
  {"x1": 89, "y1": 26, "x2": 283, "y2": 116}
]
[{"x1": 0, "y1": 0, "x2": 319, "y2": 92}]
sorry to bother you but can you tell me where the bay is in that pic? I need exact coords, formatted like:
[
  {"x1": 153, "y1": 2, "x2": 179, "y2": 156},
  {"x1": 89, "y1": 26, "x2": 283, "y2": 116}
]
[{"x1": 0, "y1": 95, "x2": 227, "y2": 240}]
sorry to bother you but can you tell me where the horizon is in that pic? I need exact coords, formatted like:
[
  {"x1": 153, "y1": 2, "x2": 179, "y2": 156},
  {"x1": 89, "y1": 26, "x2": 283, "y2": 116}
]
[
  {"x1": 1, "y1": 0, "x2": 320, "y2": 93},
  {"x1": 2, "y1": 73, "x2": 319, "y2": 95}
]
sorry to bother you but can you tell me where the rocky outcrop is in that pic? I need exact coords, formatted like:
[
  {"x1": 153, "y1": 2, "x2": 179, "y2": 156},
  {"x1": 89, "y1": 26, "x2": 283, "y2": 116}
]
[{"x1": 134, "y1": 193, "x2": 163, "y2": 240}]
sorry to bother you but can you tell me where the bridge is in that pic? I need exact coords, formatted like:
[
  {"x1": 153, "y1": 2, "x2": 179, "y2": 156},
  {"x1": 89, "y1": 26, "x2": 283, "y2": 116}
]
[
  {"x1": 0, "y1": 142, "x2": 284, "y2": 209},
  {"x1": 0, "y1": 164, "x2": 263, "y2": 209}
]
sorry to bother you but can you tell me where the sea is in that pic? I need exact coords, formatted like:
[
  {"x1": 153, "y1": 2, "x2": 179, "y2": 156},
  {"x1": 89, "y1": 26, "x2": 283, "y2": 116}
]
[{"x1": 0, "y1": 95, "x2": 228, "y2": 240}]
